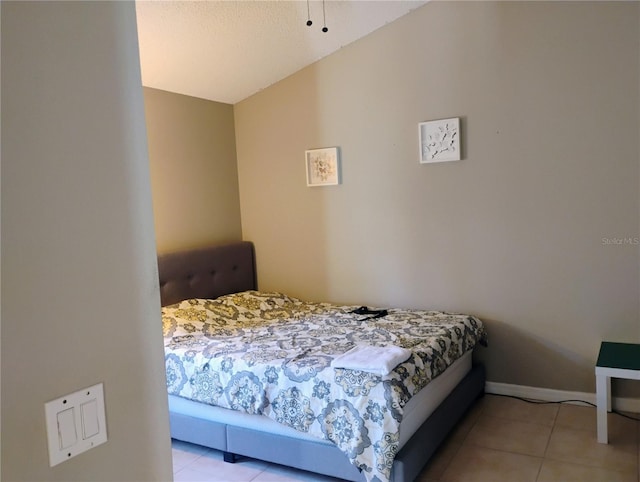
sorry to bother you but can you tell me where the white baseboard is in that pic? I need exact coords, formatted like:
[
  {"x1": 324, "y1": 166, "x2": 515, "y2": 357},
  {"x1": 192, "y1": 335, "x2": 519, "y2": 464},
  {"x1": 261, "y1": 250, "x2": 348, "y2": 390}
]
[{"x1": 485, "y1": 382, "x2": 640, "y2": 413}]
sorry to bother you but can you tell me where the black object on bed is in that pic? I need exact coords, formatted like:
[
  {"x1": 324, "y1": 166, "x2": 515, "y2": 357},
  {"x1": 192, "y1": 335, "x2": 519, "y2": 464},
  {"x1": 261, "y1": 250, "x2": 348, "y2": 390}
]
[{"x1": 158, "y1": 241, "x2": 485, "y2": 482}]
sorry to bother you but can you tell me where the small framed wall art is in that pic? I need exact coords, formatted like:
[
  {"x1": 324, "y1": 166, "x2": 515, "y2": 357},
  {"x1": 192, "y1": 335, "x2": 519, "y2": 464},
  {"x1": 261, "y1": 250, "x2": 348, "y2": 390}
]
[
  {"x1": 419, "y1": 117, "x2": 461, "y2": 163},
  {"x1": 305, "y1": 147, "x2": 341, "y2": 186}
]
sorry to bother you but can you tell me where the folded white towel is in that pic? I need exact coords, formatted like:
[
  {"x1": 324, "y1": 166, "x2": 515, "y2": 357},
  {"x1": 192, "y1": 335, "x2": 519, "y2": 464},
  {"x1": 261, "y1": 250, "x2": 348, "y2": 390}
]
[{"x1": 331, "y1": 344, "x2": 412, "y2": 376}]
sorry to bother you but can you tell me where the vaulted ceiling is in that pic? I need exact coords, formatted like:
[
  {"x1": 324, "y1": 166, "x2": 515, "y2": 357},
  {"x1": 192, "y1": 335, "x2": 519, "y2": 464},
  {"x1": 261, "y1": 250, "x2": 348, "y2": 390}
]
[{"x1": 136, "y1": 1, "x2": 427, "y2": 104}]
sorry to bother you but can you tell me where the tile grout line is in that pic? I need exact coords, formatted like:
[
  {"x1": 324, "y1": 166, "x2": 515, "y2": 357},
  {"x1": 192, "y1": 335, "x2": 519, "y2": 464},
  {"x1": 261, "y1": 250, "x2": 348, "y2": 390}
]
[
  {"x1": 434, "y1": 441, "x2": 462, "y2": 482},
  {"x1": 534, "y1": 405, "x2": 561, "y2": 481},
  {"x1": 437, "y1": 399, "x2": 486, "y2": 481}
]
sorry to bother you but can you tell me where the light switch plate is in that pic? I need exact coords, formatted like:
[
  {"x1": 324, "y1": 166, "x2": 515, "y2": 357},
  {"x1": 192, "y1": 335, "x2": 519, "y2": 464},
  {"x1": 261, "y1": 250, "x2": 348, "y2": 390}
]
[{"x1": 45, "y1": 383, "x2": 108, "y2": 467}]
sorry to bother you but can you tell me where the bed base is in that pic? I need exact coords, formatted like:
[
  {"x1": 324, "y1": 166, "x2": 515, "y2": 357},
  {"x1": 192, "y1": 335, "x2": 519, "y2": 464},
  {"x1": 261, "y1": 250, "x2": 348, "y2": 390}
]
[{"x1": 170, "y1": 363, "x2": 485, "y2": 482}]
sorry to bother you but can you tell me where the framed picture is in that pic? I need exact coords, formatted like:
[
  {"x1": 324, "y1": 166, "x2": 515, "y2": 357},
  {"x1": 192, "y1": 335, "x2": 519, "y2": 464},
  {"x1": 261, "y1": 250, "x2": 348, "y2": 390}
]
[
  {"x1": 419, "y1": 117, "x2": 461, "y2": 163},
  {"x1": 305, "y1": 147, "x2": 340, "y2": 186}
]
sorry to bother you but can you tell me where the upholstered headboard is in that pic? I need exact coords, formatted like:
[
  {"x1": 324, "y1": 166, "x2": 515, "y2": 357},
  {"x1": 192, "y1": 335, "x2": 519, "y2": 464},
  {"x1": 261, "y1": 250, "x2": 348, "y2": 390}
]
[{"x1": 157, "y1": 241, "x2": 257, "y2": 306}]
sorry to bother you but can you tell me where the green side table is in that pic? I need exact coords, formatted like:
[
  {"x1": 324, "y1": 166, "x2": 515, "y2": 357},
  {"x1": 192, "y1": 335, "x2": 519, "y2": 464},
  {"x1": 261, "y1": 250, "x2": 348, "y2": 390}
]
[{"x1": 595, "y1": 341, "x2": 640, "y2": 443}]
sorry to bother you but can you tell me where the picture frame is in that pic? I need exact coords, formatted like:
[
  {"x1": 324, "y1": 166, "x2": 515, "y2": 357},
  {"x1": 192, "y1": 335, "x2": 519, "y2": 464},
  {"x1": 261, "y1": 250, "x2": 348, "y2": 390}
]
[
  {"x1": 305, "y1": 147, "x2": 340, "y2": 186},
  {"x1": 419, "y1": 117, "x2": 461, "y2": 163}
]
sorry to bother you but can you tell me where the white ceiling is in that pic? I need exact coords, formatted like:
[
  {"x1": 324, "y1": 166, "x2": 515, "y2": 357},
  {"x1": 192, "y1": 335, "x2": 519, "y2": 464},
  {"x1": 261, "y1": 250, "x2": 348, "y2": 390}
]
[{"x1": 135, "y1": 0, "x2": 427, "y2": 105}]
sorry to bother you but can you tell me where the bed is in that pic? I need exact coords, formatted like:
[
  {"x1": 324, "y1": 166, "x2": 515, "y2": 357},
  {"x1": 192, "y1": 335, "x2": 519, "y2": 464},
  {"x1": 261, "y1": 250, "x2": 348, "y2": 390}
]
[{"x1": 158, "y1": 241, "x2": 486, "y2": 482}]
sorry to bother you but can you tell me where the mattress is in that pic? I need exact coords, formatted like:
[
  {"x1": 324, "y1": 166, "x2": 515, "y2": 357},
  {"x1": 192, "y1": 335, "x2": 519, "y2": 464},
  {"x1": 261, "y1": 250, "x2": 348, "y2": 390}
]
[{"x1": 168, "y1": 350, "x2": 472, "y2": 449}]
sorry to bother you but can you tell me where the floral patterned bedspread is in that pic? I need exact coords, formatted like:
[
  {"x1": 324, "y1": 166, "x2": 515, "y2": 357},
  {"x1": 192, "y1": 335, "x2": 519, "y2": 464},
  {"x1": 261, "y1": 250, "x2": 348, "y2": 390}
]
[{"x1": 163, "y1": 291, "x2": 486, "y2": 482}]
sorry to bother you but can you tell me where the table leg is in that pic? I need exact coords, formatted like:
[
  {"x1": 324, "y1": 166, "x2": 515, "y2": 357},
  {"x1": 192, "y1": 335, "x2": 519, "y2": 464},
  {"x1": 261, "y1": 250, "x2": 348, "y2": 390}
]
[{"x1": 596, "y1": 374, "x2": 609, "y2": 443}]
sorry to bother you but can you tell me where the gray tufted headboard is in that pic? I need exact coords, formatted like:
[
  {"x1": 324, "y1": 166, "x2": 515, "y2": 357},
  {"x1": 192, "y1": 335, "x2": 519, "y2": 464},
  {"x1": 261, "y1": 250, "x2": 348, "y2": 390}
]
[{"x1": 157, "y1": 241, "x2": 257, "y2": 306}]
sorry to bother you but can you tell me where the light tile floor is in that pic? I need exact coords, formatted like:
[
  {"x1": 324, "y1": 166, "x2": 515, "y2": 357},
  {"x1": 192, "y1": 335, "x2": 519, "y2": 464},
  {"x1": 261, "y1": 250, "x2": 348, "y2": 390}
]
[{"x1": 172, "y1": 394, "x2": 640, "y2": 482}]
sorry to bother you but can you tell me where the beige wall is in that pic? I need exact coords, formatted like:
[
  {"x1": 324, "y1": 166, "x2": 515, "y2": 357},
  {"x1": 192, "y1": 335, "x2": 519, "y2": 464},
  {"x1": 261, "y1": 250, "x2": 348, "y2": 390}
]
[
  {"x1": 143, "y1": 87, "x2": 241, "y2": 254},
  {"x1": 2, "y1": 2, "x2": 172, "y2": 480},
  {"x1": 235, "y1": 2, "x2": 640, "y2": 395}
]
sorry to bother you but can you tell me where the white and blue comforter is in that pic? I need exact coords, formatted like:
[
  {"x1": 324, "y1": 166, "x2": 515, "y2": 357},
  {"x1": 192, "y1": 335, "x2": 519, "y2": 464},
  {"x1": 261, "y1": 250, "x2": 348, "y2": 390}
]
[{"x1": 163, "y1": 291, "x2": 486, "y2": 482}]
